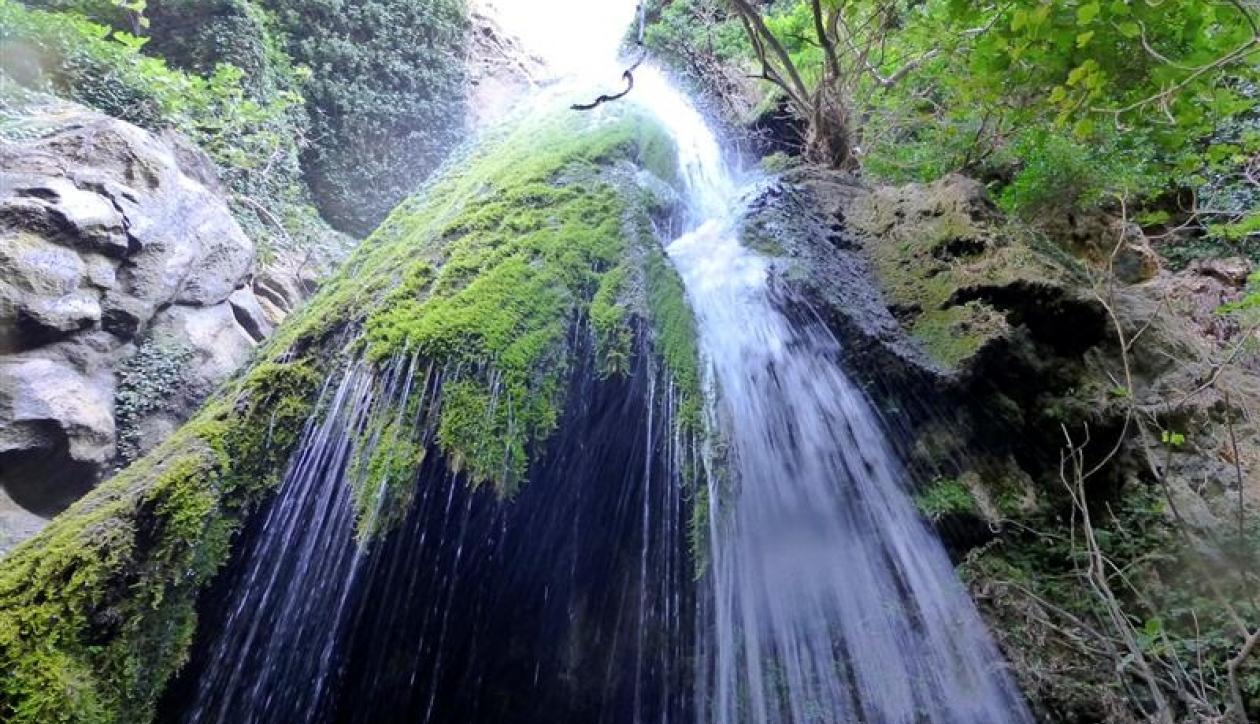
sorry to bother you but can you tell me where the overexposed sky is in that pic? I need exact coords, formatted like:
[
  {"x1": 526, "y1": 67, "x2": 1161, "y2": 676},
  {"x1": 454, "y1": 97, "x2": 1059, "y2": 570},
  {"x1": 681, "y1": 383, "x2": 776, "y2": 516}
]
[{"x1": 488, "y1": 0, "x2": 640, "y2": 74}]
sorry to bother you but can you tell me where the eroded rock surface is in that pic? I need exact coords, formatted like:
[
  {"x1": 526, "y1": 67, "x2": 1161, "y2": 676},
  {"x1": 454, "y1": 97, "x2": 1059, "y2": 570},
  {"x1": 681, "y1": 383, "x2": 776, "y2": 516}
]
[
  {"x1": 738, "y1": 167, "x2": 1259, "y2": 720},
  {"x1": 0, "y1": 104, "x2": 306, "y2": 549}
]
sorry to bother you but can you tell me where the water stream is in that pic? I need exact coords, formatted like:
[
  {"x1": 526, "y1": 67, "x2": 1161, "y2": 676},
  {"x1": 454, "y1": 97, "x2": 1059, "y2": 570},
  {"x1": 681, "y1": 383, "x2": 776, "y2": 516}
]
[
  {"x1": 165, "y1": 6, "x2": 1033, "y2": 721},
  {"x1": 630, "y1": 65, "x2": 1032, "y2": 724}
]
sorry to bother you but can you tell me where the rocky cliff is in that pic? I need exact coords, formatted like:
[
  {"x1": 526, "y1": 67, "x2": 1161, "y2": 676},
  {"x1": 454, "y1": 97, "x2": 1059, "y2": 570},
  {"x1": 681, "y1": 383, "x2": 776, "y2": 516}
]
[
  {"x1": 736, "y1": 165, "x2": 1259, "y2": 719},
  {"x1": 0, "y1": 100, "x2": 317, "y2": 551}
]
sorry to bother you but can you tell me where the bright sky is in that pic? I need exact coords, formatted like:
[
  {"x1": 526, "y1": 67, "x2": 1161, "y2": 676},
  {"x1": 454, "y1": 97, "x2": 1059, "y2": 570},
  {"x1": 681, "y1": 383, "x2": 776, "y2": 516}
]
[{"x1": 488, "y1": 0, "x2": 640, "y2": 75}]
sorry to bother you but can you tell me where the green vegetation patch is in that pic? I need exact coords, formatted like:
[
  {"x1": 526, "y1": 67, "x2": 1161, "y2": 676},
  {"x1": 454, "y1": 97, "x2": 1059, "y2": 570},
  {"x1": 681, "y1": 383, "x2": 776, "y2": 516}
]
[
  {"x1": 914, "y1": 476, "x2": 976, "y2": 521},
  {"x1": 0, "y1": 352, "x2": 331, "y2": 724},
  {"x1": 851, "y1": 176, "x2": 1067, "y2": 371},
  {"x1": 963, "y1": 486, "x2": 1260, "y2": 720},
  {"x1": 355, "y1": 110, "x2": 685, "y2": 498},
  {"x1": 348, "y1": 413, "x2": 426, "y2": 542}
]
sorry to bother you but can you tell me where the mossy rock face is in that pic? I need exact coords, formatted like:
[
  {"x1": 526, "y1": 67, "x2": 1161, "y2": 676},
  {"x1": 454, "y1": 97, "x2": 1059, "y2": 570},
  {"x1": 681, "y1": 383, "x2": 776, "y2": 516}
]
[
  {"x1": 849, "y1": 174, "x2": 1086, "y2": 372},
  {"x1": 0, "y1": 106, "x2": 699, "y2": 723},
  {"x1": 0, "y1": 352, "x2": 330, "y2": 724}
]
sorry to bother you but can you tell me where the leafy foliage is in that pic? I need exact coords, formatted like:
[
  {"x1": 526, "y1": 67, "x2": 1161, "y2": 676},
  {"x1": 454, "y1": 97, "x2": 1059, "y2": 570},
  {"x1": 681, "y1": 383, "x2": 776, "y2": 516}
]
[
  {"x1": 914, "y1": 477, "x2": 975, "y2": 521},
  {"x1": 113, "y1": 341, "x2": 194, "y2": 467},
  {"x1": 265, "y1": 0, "x2": 470, "y2": 236},
  {"x1": 660, "y1": 0, "x2": 1259, "y2": 231},
  {"x1": 0, "y1": 0, "x2": 344, "y2": 261}
]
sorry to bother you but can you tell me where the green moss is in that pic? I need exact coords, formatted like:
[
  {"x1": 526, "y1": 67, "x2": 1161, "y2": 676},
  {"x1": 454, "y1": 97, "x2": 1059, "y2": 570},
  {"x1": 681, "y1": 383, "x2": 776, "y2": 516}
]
[
  {"x1": 348, "y1": 417, "x2": 426, "y2": 541},
  {"x1": 640, "y1": 244, "x2": 708, "y2": 563},
  {"x1": 0, "y1": 352, "x2": 330, "y2": 723},
  {"x1": 644, "y1": 246, "x2": 702, "y2": 427},
  {"x1": 909, "y1": 304, "x2": 1007, "y2": 371},
  {"x1": 591, "y1": 264, "x2": 633, "y2": 378},
  {"x1": 851, "y1": 177, "x2": 1065, "y2": 371},
  {"x1": 737, "y1": 216, "x2": 788, "y2": 256},
  {"x1": 914, "y1": 476, "x2": 976, "y2": 520},
  {"x1": 354, "y1": 116, "x2": 672, "y2": 495}
]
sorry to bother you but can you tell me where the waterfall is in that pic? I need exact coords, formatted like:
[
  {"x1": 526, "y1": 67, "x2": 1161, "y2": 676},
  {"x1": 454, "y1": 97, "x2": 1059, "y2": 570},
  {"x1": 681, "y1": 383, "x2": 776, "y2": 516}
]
[
  {"x1": 162, "y1": 4, "x2": 1032, "y2": 720},
  {"x1": 178, "y1": 359, "x2": 413, "y2": 723},
  {"x1": 163, "y1": 338, "x2": 695, "y2": 724},
  {"x1": 630, "y1": 69, "x2": 1032, "y2": 723}
]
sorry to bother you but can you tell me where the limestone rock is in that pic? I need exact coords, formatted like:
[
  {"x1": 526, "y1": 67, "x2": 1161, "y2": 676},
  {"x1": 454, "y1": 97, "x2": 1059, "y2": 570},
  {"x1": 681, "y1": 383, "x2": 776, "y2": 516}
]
[
  {"x1": 149, "y1": 302, "x2": 258, "y2": 405},
  {"x1": 0, "y1": 232, "x2": 99, "y2": 351},
  {"x1": 0, "y1": 356, "x2": 115, "y2": 464},
  {"x1": 228, "y1": 287, "x2": 274, "y2": 343},
  {"x1": 847, "y1": 173, "x2": 1102, "y2": 375},
  {"x1": 0, "y1": 356, "x2": 115, "y2": 520},
  {"x1": 0, "y1": 103, "x2": 277, "y2": 541}
]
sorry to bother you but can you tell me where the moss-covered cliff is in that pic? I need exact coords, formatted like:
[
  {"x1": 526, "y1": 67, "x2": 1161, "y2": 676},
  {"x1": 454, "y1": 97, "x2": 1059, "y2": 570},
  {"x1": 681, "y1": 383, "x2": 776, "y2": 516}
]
[
  {"x1": 736, "y1": 165, "x2": 1259, "y2": 721},
  {"x1": 0, "y1": 106, "x2": 701, "y2": 723}
]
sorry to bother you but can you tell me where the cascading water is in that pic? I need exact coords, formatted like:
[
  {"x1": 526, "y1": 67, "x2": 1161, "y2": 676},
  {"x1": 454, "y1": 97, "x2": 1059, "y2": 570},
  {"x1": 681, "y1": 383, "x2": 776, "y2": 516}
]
[
  {"x1": 629, "y1": 68, "x2": 1033, "y2": 723},
  {"x1": 162, "y1": 4, "x2": 1032, "y2": 721}
]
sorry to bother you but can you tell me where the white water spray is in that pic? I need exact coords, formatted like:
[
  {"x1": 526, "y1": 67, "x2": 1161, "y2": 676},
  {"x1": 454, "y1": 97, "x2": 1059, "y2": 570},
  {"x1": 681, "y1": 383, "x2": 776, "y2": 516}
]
[{"x1": 627, "y1": 51, "x2": 1035, "y2": 724}]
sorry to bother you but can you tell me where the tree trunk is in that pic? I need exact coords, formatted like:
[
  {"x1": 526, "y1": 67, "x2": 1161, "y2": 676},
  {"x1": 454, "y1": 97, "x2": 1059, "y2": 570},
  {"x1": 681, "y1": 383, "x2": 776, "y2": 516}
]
[{"x1": 805, "y1": 81, "x2": 854, "y2": 169}]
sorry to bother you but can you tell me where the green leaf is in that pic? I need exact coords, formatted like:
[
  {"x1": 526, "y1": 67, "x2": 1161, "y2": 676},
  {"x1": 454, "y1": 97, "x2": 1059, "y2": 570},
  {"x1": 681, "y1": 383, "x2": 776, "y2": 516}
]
[
  {"x1": 1011, "y1": 8, "x2": 1028, "y2": 31},
  {"x1": 1066, "y1": 60, "x2": 1097, "y2": 86},
  {"x1": 1076, "y1": 30, "x2": 1095, "y2": 46},
  {"x1": 1117, "y1": 20, "x2": 1141, "y2": 38},
  {"x1": 1077, "y1": 2, "x2": 1101, "y2": 24}
]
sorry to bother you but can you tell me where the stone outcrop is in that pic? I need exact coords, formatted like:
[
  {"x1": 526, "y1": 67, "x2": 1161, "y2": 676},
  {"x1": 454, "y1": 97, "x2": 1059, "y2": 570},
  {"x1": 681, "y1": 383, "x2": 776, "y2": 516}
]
[
  {"x1": 736, "y1": 166, "x2": 1259, "y2": 720},
  {"x1": 0, "y1": 104, "x2": 309, "y2": 548}
]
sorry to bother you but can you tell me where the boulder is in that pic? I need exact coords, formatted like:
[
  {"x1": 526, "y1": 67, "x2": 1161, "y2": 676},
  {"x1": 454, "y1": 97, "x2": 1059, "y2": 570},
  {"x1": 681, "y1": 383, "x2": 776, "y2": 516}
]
[
  {"x1": 148, "y1": 303, "x2": 258, "y2": 404},
  {"x1": 0, "y1": 231, "x2": 101, "y2": 351},
  {"x1": 0, "y1": 103, "x2": 288, "y2": 549},
  {"x1": 0, "y1": 356, "x2": 115, "y2": 517}
]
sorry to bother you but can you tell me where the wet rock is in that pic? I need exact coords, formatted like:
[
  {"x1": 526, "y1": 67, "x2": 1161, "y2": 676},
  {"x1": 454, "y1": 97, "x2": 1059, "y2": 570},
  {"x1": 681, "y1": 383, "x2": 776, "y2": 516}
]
[{"x1": 736, "y1": 167, "x2": 931, "y2": 382}]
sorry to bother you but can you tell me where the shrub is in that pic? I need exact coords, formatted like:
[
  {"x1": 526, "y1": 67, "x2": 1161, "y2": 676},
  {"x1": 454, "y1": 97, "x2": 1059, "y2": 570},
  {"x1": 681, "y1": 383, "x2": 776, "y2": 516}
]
[{"x1": 266, "y1": 0, "x2": 470, "y2": 236}]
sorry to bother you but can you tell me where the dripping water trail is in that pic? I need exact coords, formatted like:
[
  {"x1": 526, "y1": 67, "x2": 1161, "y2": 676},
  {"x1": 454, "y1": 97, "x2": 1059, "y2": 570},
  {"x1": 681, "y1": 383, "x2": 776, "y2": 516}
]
[{"x1": 170, "y1": 357, "x2": 417, "y2": 724}]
